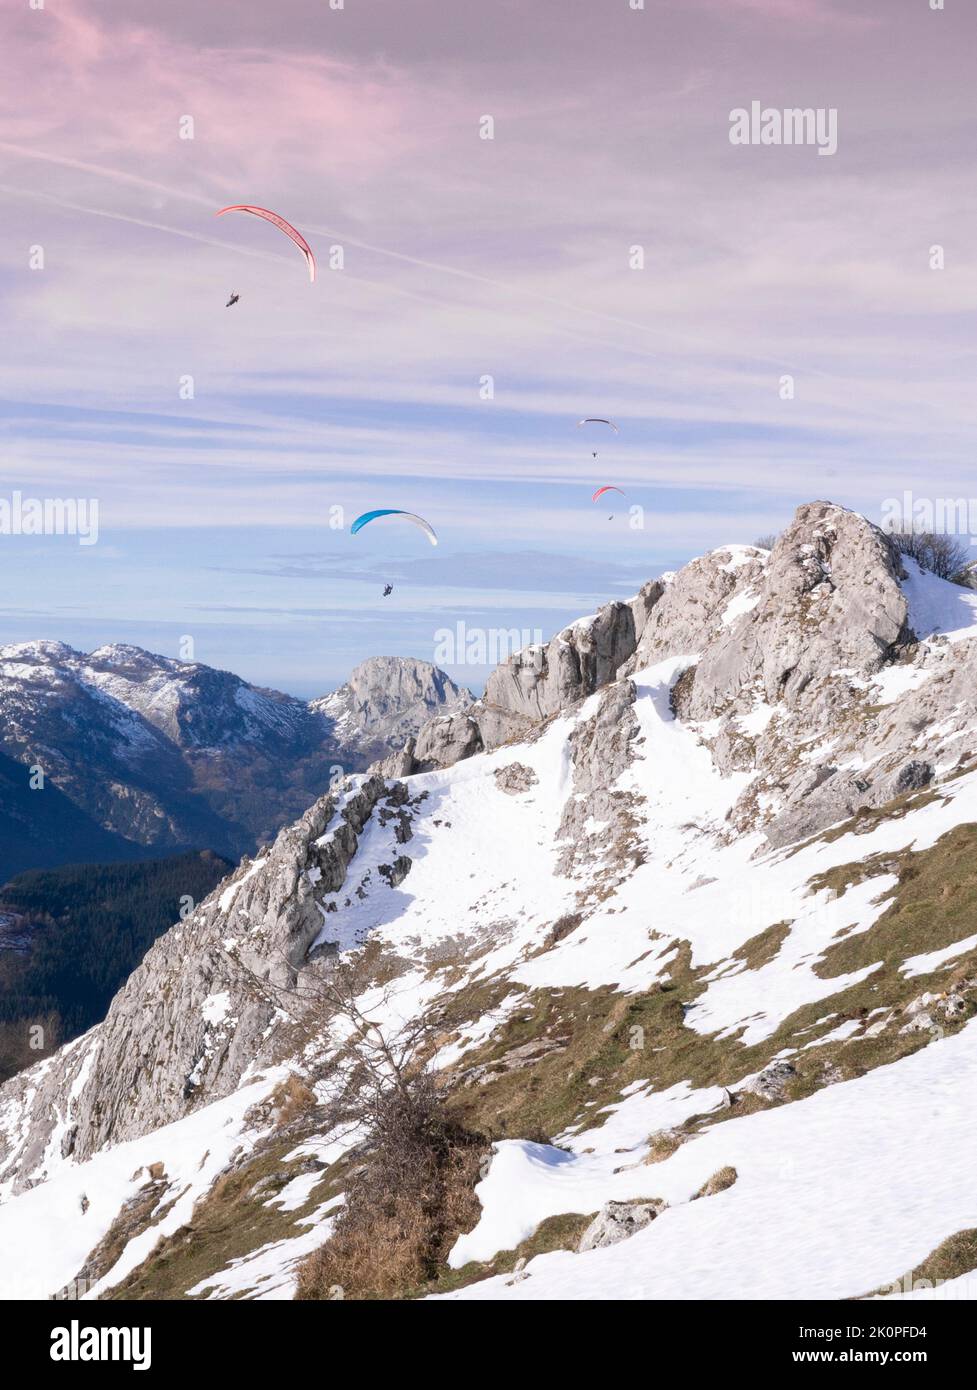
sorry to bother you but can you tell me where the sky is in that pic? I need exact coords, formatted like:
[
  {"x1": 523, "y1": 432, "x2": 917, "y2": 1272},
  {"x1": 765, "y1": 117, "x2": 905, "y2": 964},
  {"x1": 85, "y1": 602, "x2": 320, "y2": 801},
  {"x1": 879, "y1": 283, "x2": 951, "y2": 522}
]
[{"x1": 2, "y1": 0, "x2": 976, "y2": 695}]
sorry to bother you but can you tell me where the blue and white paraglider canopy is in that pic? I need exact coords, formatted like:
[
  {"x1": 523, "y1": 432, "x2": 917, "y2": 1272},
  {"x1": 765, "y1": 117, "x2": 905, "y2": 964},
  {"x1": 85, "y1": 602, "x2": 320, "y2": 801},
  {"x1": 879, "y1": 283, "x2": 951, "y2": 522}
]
[{"x1": 350, "y1": 509, "x2": 438, "y2": 546}]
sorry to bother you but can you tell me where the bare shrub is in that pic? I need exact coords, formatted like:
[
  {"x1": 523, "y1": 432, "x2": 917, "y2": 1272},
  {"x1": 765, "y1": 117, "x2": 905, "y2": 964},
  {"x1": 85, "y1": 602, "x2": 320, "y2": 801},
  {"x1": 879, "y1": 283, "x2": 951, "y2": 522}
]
[
  {"x1": 269, "y1": 960, "x2": 486, "y2": 1299},
  {"x1": 886, "y1": 528, "x2": 971, "y2": 582},
  {"x1": 296, "y1": 1082, "x2": 482, "y2": 1300}
]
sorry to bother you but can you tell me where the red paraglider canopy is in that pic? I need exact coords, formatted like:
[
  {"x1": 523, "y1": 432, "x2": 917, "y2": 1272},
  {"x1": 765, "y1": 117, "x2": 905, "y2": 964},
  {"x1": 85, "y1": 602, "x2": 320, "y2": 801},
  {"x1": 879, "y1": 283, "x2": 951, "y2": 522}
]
[
  {"x1": 215, "y1": 205, "x2": 316, "y2": 282},
  {"x1": 592, "y1": 486, "x2": 625, "y2": 502}
]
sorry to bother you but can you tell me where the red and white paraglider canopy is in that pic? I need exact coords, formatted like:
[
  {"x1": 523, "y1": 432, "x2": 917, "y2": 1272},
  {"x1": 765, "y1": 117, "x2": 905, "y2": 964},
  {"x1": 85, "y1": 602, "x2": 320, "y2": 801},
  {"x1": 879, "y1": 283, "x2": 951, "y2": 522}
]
[{"x1": 216, "y1": 205, "x2": 316, "y2": 282}]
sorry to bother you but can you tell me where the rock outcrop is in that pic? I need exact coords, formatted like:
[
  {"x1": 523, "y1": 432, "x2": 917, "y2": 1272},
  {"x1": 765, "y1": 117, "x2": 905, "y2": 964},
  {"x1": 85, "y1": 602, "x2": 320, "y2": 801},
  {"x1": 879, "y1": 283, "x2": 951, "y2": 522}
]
[
  {"x1": 311, "y1": 657, "x2": 473, "y2": 764},
  {"x1": 578, "y1": 1199, "x2": 668, "y2": 1252},
  {"x1": 493, "y1": 763, "x2": 539, "y2": 795},
  {"x1": 0, "y1": 774, "x2": 424, "y2": 1187},
  {"x1": 685, "y1": 503, "x2": 909, "y2": 719},
  {"x1": 621, "y1": 546, "x2": 767, "y2": 675},
  {"x1": 379, "y1": 596, "x2": 654, "y2": 776}
]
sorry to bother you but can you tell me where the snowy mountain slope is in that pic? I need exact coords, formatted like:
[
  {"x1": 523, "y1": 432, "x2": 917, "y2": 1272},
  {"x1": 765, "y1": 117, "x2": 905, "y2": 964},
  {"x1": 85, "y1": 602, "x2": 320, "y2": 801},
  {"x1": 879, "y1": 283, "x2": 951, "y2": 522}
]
[
  {"x1": 0, "y1": 646, "x2": 470, "y2": 875},
  {"x1": 2, "y1": 501, "x2": 977, "y2": 1302},
  {"x1": 440, "y1": 1015, "x2": 977, "y2": 1301}
]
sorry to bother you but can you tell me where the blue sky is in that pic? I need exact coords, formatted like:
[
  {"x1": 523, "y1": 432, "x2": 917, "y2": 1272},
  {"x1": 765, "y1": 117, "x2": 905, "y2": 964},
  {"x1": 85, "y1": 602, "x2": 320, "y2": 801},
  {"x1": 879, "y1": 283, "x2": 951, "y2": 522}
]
[{"x1": 2, "y1": 0, "x2": 976, "y2": 694}]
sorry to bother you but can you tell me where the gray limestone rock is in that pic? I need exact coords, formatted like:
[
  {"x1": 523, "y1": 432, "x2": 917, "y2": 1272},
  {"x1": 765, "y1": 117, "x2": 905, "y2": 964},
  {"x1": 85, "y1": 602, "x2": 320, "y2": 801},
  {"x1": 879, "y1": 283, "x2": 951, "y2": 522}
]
[
  {"x1": 578, "y1": 1199, "x2": 668, "y2": 1252},
  {"x1": 493, "y1": 763, "x2": 539, "y2": 795},
  {"x1": 744, "y1": 1061, "x2": 797, "y2": 1102}
]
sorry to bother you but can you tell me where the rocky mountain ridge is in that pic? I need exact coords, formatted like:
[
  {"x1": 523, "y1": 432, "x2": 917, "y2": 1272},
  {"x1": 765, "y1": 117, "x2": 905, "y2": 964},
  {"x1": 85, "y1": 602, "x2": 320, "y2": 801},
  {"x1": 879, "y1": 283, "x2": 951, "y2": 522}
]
[
  {"x1": 3, "y1": 501, "x2": 977, "y2": 1302},
  {"x1": 383, "y1": 502, "x2": 977, "y2": 850}
]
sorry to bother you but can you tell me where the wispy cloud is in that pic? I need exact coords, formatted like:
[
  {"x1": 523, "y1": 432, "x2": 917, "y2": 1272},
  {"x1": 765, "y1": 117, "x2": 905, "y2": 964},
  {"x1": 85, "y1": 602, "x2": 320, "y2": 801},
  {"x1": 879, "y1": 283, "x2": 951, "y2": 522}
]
[{"x1": 2, "y1": 0, "x2": 974, "y2": 683}]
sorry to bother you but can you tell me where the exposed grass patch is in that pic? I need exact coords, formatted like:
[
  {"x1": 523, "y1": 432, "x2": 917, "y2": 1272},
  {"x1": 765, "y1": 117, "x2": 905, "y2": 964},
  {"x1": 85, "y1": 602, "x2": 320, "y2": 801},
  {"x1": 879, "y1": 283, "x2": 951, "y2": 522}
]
[
  {"x1": 693, "y1": 1165, "x2": 737, "y2": 1199},
  {"x1": 295, "y1": 1080, "x2": 485, "y2": 1302},
  {"x1": 445, "y1": 979, "x2": 710, "y2": 1143},
  {"x1": 269, "y1": 1074, "x2": 317, "y2": 1128},
  {"x1": 296, "y1": 1142, "x2": 482, "y2": 1302},
  {"x1": 816, "y1": 824, "x2": 977, "y2": 981},
  {"x1": 909, "y1": 1229, "x2": 977, "y2": 1285},
  {"x1": 422, "y1": 1211, "x2": 596, "y2": 1297},
  {"x1": 861, "y1": 1229, "x2": 977, "y2": 1298},
  {"x1": 732, "y1": 922, "x2": 790, "y2": 970},
  {"x1": 642, "y1": 1129, "x2": 684, "y2": 1164}
]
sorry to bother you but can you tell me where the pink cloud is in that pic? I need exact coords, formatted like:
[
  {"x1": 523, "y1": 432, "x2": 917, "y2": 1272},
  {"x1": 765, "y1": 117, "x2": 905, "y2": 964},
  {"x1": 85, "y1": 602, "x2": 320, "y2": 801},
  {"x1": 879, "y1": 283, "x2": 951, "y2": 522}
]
[
  {"x1": 0, "y1": 4, "x2": 430, "y2": 198},
  {"x1": 692, "y1": 0, "x2": 877, "y2": 26}
]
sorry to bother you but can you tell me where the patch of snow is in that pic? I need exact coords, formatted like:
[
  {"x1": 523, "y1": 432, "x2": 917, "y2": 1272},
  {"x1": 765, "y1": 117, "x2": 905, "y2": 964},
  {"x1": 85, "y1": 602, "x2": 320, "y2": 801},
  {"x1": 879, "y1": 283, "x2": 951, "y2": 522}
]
[
  {"x1": 737, "y1": 702, "x2": 775, "y2": 737},
  {"x1": 201, "y1": 992, "x2": 232, "y2": 1027},
  {"x1": 870, "y1": 664, "x2": 934, "y2": 706},
  {"x1": 218, "y1": 858, "x2": 266, "y2": 914},
  {"x1": 721, "y1": 588, "x2": 761, "y2": 628},
  {"x1": 713, "y1": 545, "x2": 762, "y2": 573},
  {"x1": 902, "y1": 934, "x2": 977, "y2": 980},
  {"x1": 902, "y1": 559, "x2": 977, "y2": 644}
]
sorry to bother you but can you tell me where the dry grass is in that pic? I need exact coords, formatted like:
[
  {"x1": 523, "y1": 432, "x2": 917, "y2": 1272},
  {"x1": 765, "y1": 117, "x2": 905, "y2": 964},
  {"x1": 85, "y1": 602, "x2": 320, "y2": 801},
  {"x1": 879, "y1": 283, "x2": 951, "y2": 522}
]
[
  {"x1": 295, "y1": 1077, "x2": 485, "y2": 1301},
  {"x1": 861, "y1": 1228, "x2": 977, "y2": 1298},
  {"x1": 642, "y1": 1130, "x2": 684, "y2": 1165},
  {"x1": 732, "y1": 923, "x2": 790, "y2": 971},
  {"x1": 693, "y1": 1165, "x2": 738, "y2": 1199},
  {"x1": 297, "y1": 1144, "x2": 482, "y2": 1301},
  {"x1": 270, "y1": 1074, "x2": 317, "y2": 1128},
  {"x1": 425, "y1": 1211, "x2": 596, "y2": 1297}
]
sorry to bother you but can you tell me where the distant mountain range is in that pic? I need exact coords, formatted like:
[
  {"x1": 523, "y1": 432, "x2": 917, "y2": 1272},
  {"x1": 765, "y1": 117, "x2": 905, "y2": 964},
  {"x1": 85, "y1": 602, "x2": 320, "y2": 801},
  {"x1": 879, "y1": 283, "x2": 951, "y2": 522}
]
[{"x1": 0, "y1": 643, "x2": 471, "y2": 882}]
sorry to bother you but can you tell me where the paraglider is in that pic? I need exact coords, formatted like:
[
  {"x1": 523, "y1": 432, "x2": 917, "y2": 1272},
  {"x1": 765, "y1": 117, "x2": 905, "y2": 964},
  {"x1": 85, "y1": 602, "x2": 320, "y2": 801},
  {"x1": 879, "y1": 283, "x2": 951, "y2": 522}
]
[
  {"x1": 351, "y1": 509, "x2": 438, "y2": 547},
  {"x1": 592, "y1": 486, "x2": 625, "y2": 503},
  {"x1": 577, "y1": 417, "x2": 619, "y2": 462},
  {"x1": 576, "y1": 418, "x2": 619, "y2": 433},
  {"x1": 383, "y1": 583, "x2": 394, "y2": 597},
  {"x1": 225, "y1": 292, "x2": 240, "y2": 307},
  {"x1": 215, "y1": 206, "x2": 316, "y2": 283}
]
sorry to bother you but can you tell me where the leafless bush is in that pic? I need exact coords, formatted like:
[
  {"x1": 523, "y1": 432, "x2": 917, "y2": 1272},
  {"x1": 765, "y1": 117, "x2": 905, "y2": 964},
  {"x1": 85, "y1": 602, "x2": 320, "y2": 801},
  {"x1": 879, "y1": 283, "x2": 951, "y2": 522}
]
[
  {"x1": 296, "y1": 1071, "x2": 482, "y2": 1299},
  {"x1": 238, "y1": 955, "x2": 484, "y2": 1299},
  {"x1": 886, "y1": 528, "x2": 971, "y2": 582}
]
